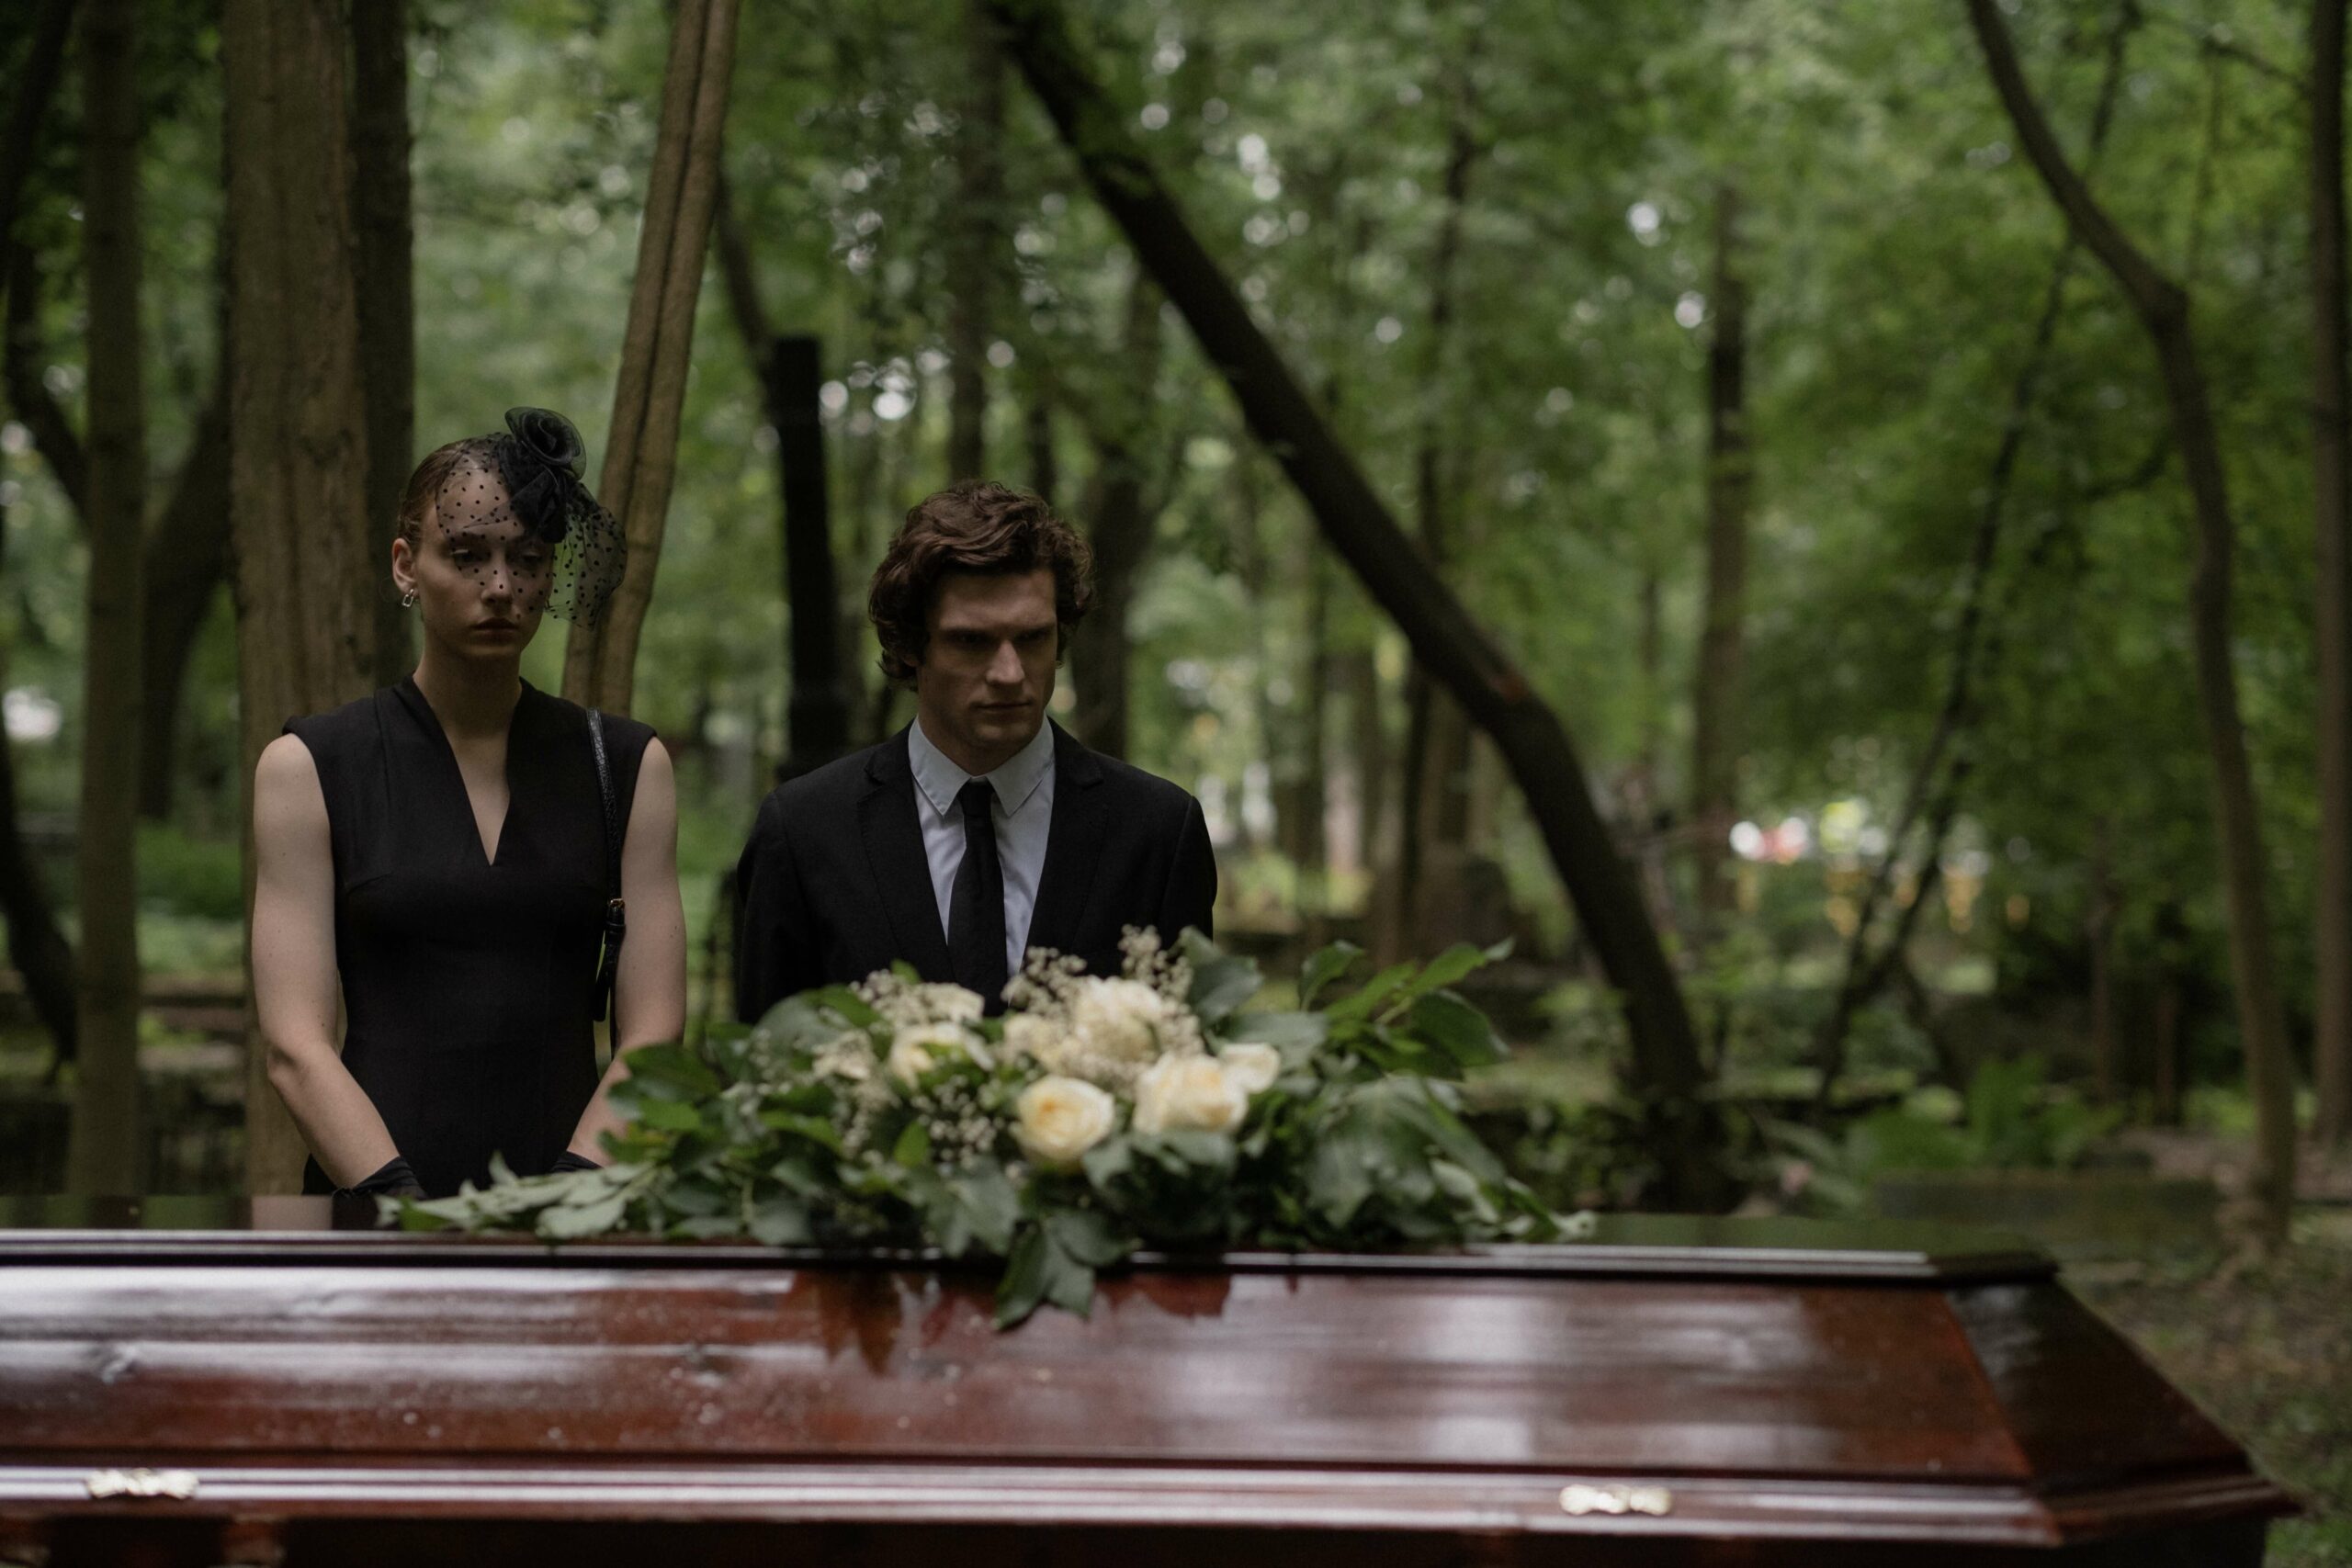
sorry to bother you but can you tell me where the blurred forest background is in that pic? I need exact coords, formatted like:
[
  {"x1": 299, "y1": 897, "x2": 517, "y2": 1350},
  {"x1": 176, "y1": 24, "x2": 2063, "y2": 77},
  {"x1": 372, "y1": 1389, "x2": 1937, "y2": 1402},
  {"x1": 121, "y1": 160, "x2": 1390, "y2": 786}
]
[{"x1": 1, "y1": 0, "x2": 2349, "y2": 1552}]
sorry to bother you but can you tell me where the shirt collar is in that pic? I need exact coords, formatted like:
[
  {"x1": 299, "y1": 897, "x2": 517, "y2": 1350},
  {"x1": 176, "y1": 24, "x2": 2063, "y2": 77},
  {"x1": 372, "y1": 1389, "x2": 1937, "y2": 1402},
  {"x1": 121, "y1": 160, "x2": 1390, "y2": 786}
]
[{"x1": 909, "y1": 716, "x2": 1057, "y2": 819}]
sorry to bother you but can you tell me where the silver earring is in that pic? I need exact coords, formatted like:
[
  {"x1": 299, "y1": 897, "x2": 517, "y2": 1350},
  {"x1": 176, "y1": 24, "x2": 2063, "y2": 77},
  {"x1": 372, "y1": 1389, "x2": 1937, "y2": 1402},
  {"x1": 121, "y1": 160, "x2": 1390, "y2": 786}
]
[{"x1": 401, "y1": 589, "x2": 417, "y2": 609}]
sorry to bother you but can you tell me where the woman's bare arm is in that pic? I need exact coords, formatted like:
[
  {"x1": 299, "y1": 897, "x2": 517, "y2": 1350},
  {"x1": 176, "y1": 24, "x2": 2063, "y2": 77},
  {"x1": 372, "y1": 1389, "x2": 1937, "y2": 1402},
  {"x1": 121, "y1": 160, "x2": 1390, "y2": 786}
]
[
  {"x1": 567, "y1": 739, "x2": 686, "y2": 1161},
  {"x1": 251, "y1": 734, "x2": 400, "y2": 1188}
]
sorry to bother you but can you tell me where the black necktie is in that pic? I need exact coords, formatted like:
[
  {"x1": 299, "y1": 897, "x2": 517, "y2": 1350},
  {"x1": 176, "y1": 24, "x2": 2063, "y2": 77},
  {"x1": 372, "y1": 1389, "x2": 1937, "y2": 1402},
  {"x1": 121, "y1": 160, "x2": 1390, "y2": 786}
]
[{"x1": 949, "y1": 779, "x2": 1008, "y2": 1008}]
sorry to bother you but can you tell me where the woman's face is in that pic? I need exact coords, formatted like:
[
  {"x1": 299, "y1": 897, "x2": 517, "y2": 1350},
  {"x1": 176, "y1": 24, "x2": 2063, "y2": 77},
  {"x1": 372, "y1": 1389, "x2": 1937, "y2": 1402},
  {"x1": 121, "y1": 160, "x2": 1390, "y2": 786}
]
[{"x1": 390, "y1": 465, "x2": 552, "y2": 662}]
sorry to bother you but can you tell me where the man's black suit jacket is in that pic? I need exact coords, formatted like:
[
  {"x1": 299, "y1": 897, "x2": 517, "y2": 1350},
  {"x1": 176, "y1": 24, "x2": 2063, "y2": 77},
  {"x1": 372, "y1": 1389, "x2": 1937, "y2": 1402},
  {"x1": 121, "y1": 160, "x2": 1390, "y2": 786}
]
[{"x1": 733, "y1": 721, "x2": 1216, "y2": 1021}]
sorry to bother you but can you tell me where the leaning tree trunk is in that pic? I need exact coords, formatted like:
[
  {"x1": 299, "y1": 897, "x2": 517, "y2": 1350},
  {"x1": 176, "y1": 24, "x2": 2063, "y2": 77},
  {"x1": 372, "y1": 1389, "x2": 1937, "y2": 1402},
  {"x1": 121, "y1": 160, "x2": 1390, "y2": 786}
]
[
  {"x1": 0, "y1": 500, "x2": 77, "y2": 1067},
  {"x1": 352, "y1": 0, "x2": 414, "y2": 689},
  {"x1": 1968, "y1": 0, "x2": 2300, "y2": 1240},
  {"x1": 944, "y1": 0, "x2": 1006, "y2": 482},
  {"x1": 1690, "y1": 184, "x2": 1751, "y2": 931},
  {"x1": 1069, "y1": 270, "x2": 1163, "y2": 759},
  {"x1": 0, "y1": 0, "x2": 75, "y2": 301},
  {"x1": 136, "y1": 376, "x2": 230, "y2": 819},
  {"x1": 2313, "y1": 0, "x2": 2352, "y2": 1145},
  {"x1": 224, "y1": 0, "x2": 380, "y2": 1193},
  {"x1": 561, "y1": 0, "x2": 738, "y2": 716},
  {"x1": 0, "y1": 0, "x2": 81, "y2": 1071},
  {"x1": 67, "y1": 0, "x2": 146, "y2": 1195},
  {"x1": 991, "y1": 0, "x2": 1723, "y2": 1201}
]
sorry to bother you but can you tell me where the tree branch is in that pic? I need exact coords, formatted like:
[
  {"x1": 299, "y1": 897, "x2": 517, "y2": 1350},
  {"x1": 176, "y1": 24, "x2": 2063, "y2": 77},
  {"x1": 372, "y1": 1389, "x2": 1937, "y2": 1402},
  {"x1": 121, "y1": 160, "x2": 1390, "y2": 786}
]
[{"x1": 1965, "y1": 0, "x2": 2187, "y2": 324}]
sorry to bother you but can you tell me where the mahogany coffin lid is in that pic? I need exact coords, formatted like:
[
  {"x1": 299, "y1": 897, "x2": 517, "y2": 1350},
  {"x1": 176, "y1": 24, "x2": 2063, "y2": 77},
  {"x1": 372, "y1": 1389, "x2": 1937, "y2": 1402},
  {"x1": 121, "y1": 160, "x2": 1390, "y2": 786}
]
[{"x1": 0, "y1": 1201, "x2": 2295, "y2": 1562}]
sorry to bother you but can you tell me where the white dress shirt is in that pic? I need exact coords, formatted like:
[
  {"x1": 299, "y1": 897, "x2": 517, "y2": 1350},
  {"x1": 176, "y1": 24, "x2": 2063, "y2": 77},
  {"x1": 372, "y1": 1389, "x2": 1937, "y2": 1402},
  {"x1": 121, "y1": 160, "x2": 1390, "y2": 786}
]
[{"x1": 907, "y1": 716, "x2": 1057, "y2": 976}]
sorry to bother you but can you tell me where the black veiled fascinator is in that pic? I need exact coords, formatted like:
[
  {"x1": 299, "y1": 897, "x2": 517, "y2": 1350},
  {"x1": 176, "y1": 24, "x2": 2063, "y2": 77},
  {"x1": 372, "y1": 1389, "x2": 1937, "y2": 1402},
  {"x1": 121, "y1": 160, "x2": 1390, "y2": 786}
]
[{"x1": 428, "y1": 407, "x2": 627, "y2": 625}]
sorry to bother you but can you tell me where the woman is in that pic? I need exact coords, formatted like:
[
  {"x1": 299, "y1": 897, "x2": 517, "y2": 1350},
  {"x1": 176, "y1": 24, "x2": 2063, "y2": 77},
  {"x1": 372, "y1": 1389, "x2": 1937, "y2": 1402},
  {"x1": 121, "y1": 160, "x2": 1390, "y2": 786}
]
[{"x1": 251, "y1": 409, "x2": 685, "y2": 1199}]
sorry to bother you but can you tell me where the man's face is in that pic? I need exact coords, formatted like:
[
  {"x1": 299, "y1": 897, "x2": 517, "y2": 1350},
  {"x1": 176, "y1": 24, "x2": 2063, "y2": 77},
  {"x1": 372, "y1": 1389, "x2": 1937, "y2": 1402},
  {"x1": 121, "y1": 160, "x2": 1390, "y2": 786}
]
[{"x1": 914, "y1": 569, "x2": 1058, "y2": 771}]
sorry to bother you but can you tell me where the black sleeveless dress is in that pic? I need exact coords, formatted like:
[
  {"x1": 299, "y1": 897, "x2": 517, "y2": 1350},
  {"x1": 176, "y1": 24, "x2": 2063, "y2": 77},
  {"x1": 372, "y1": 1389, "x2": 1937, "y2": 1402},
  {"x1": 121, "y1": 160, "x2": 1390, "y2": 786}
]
[{"x1": 287, "y1": 677, "x2": 655, "y2": 1198}]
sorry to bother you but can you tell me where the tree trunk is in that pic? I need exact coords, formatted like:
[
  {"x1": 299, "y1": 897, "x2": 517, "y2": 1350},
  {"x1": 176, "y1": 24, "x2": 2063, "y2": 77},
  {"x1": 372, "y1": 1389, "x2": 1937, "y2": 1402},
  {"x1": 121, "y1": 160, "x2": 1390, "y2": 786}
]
[
  {"x1": 1343, "y1": 647, "x2": 1389, "y2": 892},
  {"x1": 351, "y1": 0, "x2": 414, "y2": 689},
  {"x1": 0, "y1": 0, "x2": 83, "y2": 1073},
  {"x1": 1968, "y1": 0, "x2": 2300, "y2": 1240},
  {"x1": 224, "y1": 0, "x2": 379, "y2": 1193},
  {"x1": 561, "y1": 0, "x2": 739, "y2": 716},
  {"x1": 0, "y1": 499, "x2": 76, "y2": 1068},
  {"x1": 1690, "y1": 184, "x2": 1750, "y2": 929},
  {"x1": 3, "y1": 237, "x2": 85, "y2": 516},
  {"x1": 2313, "y1": 0, "x2": 2352, "y2": 1145},
  {"x1": 993, "y1": 0, "x2": 1721, "y2": 1197},
  {"x1": 711, "y1": 183, "x2": 854, "y2": 781},
  {"x1": 0, "y1": 0, "x2": 75, "y2": 305},
  {"x1": 2154, "y1": 896, "x2": 2189, "y2": 1127},
  {"x1": 136, "y1": 375, "x2": 231, "y2": 820},
  {"x1": 945, "y1": 0, "x2": 1005, "y2": 482},
  {"x1": 1026, "y1": 390, "x2": 1057, "y2": 502},
  {"x1": 68, "y1": 0, "x2": 146, "y2": 1195},
  {"x1": 1397, "y1": 66, "x2": 1479, "y2": 951},
  {"x1": 2087, "y1": 818, "x2": 2120, "y2": 1103},
  {"x1": 1297, "y1": 541, "x2": 1331, "y2": 945},
  {"x1": 771, "y1": 334, "x2": 853, "y2": 778},
  {"x1": 1069, "y1": 270, "x2": 1162, "y2": 759}
]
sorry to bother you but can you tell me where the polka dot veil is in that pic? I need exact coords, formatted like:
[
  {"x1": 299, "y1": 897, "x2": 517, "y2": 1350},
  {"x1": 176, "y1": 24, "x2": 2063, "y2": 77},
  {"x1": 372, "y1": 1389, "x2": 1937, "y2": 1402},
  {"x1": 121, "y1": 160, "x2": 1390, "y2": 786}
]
[{"x1": 429, "y1": 407, "x2": 626, "y2": 625}]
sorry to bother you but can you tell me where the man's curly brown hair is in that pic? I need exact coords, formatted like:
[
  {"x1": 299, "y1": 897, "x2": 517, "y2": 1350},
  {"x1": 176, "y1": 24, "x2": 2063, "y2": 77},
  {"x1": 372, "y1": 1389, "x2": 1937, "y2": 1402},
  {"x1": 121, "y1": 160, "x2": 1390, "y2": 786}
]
[{"x1": 868, "y1": 481, "x2": 1094, "y2": 686}]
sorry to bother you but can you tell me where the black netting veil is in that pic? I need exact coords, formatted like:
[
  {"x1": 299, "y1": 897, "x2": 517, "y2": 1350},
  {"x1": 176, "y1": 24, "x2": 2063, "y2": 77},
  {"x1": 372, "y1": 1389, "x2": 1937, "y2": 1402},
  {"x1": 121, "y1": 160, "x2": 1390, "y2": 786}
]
[{"x1": 427, "y1": 407, "x2": 626, "y2": 626}]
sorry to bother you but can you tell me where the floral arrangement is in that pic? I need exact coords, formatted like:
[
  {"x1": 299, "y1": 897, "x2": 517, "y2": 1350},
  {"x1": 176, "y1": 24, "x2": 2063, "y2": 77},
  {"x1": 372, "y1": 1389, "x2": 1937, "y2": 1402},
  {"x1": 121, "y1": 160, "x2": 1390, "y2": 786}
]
[{"x1": 393, "y1": 930, "x2": 1586, "y2": 1325}]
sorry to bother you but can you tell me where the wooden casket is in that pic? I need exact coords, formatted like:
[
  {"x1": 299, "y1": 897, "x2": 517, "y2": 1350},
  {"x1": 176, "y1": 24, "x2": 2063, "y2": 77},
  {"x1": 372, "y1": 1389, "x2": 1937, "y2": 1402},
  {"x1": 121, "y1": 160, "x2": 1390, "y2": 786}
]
[{"x1": 0, "y1": 1200, "x2": 2295, "y2": 1566}]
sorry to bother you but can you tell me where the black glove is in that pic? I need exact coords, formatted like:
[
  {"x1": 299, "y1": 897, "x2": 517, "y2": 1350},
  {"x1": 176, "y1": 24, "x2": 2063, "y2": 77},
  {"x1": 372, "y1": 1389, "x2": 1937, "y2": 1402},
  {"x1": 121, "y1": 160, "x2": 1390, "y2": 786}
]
[
  {"x1": 549, "y1": 1149, "x2": 604, "y2": 1175},
  {"x1": 342, "y1": 1155, "x2": 425, "y2": 1200}
]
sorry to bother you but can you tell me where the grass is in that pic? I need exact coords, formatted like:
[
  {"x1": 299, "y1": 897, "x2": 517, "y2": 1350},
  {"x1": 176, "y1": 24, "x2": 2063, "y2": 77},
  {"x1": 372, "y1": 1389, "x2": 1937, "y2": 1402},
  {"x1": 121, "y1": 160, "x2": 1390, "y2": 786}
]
[{"x1": 2071, "y1": 1208, "x2": 2352, "y2": 1566}]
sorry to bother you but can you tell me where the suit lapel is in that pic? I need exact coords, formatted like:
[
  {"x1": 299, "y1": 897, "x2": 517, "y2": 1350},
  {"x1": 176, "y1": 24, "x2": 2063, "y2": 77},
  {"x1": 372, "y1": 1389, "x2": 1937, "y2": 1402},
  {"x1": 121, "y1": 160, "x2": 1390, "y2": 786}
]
[
  {"x1": 859, "y1": 728, "x2": 954, "y2": 980},
  {"x1": 1026, "y1": 721, "x2": 1108, "y2": 959}
]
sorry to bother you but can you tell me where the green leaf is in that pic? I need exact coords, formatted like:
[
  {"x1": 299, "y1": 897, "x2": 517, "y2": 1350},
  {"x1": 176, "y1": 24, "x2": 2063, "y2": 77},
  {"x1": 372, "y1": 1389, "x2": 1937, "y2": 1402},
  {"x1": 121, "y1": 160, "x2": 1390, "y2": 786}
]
[
  {"x1": 1404, "y1": 940, "x2": 1510, "y2": 999},
  {"x1": 995, "y1": 1224, "x2": 1052, "y2": 1328},
  {"x1": 1325, "y1": 962, "x2": 1417, "y2": 1022},
  {"x1": 1305, "y1": 1123, "x2": 1377, "y2": 1229},
  {"x1": 892, "y1": 1120, "x2": 933, "y2": 1168},
  {"x1": 1180, "y1": 930, "x2": 1262, "y2": 1025},
  {"x1": 749, "y1": 1196, "x2": 812, "y2": 1247},
  {"x1": 759, "y1": 1110, "x2": 845, "y2": 1152},
  {"x1": 951, "y1": 1165, "x2": 1022, "y2": 1254},
  {"x1": 1080, "y1": 1135, "x2": 1135, "y2": 1188},
  {"x1": 1155, "y1": 1128, "x2": 1237, "y2": 1171},
  {"x1": 1405, "y1": 990, "x2": 1506, "y2": 1071},
  {"x1": 633, "y1": 1098, "x2": 706, "y2": 1133},
  {"x1": 615, "y1": 1044, "x2": 721, "y2": 1099},
  {"x1": 1296, "y1": 942, "x2": 1363, "y2": 1011},
  {"x1": 1222, "y1": 1010, "x2": 1329, "y2": 1052},
  {"x1": 537, "y1": 1190, "x2": 628, "y2": 1239},
  {"x1": 1045, "y1": 1205, "x2": 1131, "y2": 1268},
  {"x1": 1043, "y1": 1247, "x2": 1098, "y2": 1318}
]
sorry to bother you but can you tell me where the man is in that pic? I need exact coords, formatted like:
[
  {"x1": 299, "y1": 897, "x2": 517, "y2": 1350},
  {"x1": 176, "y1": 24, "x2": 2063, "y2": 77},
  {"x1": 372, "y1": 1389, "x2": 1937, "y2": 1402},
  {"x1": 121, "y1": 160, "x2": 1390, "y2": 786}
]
[{"x1": 734, "y1": 481, "x2": 1216, "y2": 1019}]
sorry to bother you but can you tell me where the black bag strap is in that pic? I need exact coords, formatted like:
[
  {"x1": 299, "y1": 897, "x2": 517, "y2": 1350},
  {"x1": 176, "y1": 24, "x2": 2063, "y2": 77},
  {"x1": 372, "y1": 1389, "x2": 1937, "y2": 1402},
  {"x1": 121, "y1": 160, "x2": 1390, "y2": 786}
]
[{"x1": 587, "y1": 709, "x2": 628, "y2": 1025}]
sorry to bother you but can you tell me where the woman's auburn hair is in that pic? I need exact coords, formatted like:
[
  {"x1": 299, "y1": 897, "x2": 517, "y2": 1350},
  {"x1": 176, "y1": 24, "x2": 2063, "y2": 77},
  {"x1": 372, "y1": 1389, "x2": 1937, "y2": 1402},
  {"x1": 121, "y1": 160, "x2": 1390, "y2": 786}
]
[{"x1": 868, "y1": 480, "x2": 1093, "y2": 685}]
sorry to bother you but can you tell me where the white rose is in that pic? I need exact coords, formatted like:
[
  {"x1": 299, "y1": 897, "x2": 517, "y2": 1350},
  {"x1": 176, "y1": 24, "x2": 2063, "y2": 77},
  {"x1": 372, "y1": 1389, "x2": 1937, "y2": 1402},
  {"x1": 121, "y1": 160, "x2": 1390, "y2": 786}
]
[
  {"x1": 1069, "y1": 976, "x2": 1167, "y2": 1066},
  {"x1": 886, "y1": 1022, "x2": 990, "y2": 1087},
  {"x1": 911, "y1": 983, "x2": 986, "y2": 1024},
  {"x1": 1217, "y1": 1042, "x2": 1281, "y2": 1098},
  {"x1": 1014, "y1": 1076, "x2": 1117, "y2": 1166},
  {"x1": 1132, "y1": 1052, "x2": 1247, "y2": 1136}
]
